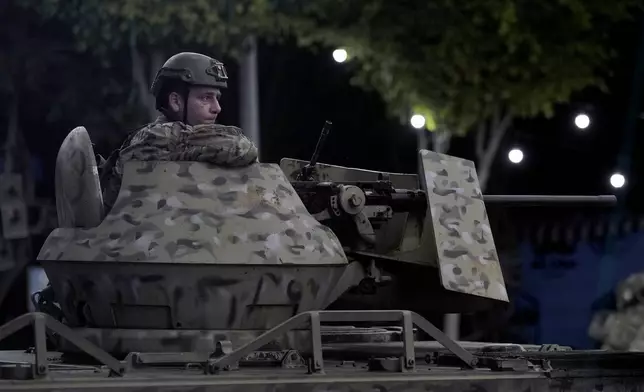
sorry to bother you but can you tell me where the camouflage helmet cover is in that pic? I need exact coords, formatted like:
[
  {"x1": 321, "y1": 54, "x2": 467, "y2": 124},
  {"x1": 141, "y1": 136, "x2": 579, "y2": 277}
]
[{"x1": 150, "y1": 52, "x2": 228, "y2": 96}]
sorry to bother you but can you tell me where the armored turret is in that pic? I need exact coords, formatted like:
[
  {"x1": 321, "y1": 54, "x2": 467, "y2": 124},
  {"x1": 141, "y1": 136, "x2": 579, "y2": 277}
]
[{"x1": 33, "y1": 124, "x2": 613, "y2": 356}]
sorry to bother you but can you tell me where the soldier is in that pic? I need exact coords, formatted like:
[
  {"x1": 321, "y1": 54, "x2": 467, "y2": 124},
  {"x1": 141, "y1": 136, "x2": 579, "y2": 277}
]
[{"x1": 100, "y1": 52, "x2": 258, "y2": 212}]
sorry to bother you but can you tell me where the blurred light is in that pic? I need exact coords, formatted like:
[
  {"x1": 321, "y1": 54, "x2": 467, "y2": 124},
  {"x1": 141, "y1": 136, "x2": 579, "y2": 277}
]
[
  {"x1": 332, "y1": 49, "x2": 348, "y2": 63},
  {"x1": 508, "y1": 148, "x2": 523, "y2": 164},
  {"x1": 575, "y1": 113, "x2": 590, "y2": 129},
  {"x1": 610, "y1": 173, "x2": 625, "y2": 189},
  {"x1": 410, "y1": 114, "x2": 426, "y2": 129}
]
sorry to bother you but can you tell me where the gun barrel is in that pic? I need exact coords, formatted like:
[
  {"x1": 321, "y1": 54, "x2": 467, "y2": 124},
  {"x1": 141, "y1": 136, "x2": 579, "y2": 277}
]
[
  {"x1": 309, "y1": 121, "x2": 332, "y2": 168},
  {"x1": 483, "y1": 195, "x2": 617, "y2": 205},
  {"x1": 290, "y1": 182, "x2": 617, "y2": 210}
]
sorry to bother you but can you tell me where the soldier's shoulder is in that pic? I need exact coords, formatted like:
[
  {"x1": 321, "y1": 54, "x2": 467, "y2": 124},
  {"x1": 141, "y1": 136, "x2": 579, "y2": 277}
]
[
  {"x1": 131, "y1": 120, "x2": 183, "y2": 139},
  {"x1": 142, "y1": 117, "x2": 178, "y2": 131},
  {"x1": 134, "y1": 115, "x2": 181, "y2": 132},
  {"x1": 194, "y1": 123, "x2": 244, "y2": 135},
  {"x1": 124, "y1": 120, "x2": 157, "y2": 139},
  {"x1": 119, "y1": 125, "x2": 149, "y2": 148},
  {"x1": 214, "y1": 124, "x2": 242, "y2": 131}
]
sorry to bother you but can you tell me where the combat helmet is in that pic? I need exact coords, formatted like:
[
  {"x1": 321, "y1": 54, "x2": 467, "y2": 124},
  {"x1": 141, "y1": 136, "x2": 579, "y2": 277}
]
[{"x1": 150, "y1": 52, "x2": 229, "y2": 99}]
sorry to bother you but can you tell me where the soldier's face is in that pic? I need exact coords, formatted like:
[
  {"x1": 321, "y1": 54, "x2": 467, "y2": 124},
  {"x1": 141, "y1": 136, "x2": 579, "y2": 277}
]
[
  {"x1": 187, "y1": 86, "x2": 222, "y2": 125},
  {"x1": 170, "y1": 86, "x2": 222, "y2": 125}
]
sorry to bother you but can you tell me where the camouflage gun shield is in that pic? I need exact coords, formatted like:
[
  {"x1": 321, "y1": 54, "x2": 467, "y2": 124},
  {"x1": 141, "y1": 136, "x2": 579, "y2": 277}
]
[{"x1": 418, "y1": 149, "x2": 508, "y2": 302}]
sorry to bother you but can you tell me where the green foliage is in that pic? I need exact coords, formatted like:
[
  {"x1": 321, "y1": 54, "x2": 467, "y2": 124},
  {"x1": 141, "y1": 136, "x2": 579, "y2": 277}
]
[
  {"x1": 0, "y1": 1, "x2": 70, "y2": 96},
  {"x1": 16, "y1": 0, "x2": 280, "y2": 60},
  {"x1": 9, "y1": 0, "x2": 642, "y2": 139},
  {"x1": 11, "y1": 0, "x2": 291, "y2": 137},
  {"x1": 273, "y1": 0, "x2": 643, "y2": 134},
  {"x1": 0, "y1": 0, "x2": 149, "y2": 147},
  {"x1": 13, "y1": 0, "x2": 289, "y2": 129}
]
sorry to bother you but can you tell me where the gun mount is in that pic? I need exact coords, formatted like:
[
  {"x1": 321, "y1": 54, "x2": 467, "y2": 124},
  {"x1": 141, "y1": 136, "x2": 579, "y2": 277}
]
[
  {"x1": 0, "y1": 125, "x2": 634, "y2": 391},
  {"x1": 296, "y1": 120, "x2": 332, "y2": 181},
  {"x1": 280, "y1": 153, "x2": 615, "y2": 312}
]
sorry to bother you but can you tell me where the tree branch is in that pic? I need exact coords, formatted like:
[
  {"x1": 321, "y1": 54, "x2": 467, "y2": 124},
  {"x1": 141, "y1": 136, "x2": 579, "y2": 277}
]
[
  {"x1": 432, "y1": 128, "x2": 451, "y2": 154},
  {"x1": 477, "y1": 111, "x2": 512, "y2": 191},
  {"x1": 475, "y1": 121, "x2": 485, "y2": 162},
  {"x1": 129, "y1": 30, "x2": 154, "y2": 122},
  {"x1": 492, "y1": 106, "x2": 501, "y2": 130},
  {"x1": 148, "y1": 49, "x2": 164, "y2": 120}
]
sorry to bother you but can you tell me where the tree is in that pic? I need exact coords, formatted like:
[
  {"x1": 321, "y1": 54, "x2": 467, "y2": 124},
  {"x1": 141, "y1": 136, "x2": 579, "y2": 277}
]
[
  {"x1": 272, "y1": 0, "x2": 642, "y2": 189},
  {"x1": 17, "y1": 0, "x2": 281, "y2": 127},
  {"x1": 2, "y1": 0, "x2": 170, "y2": 150}
]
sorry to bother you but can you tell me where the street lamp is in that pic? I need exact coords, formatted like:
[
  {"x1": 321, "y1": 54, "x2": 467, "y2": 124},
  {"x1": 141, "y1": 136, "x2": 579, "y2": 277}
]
[
  {"x1": 508, "y1": 148, "x2": 524, "y2": 164},
  {"x1": 410, "y1": 114, "x2": 426, "y2": 129},
  {"x1": 574, "y1": 113, "x2": 591, "y2": 129},
  {"x1": 332, "y1": 48, "x2": 348, "y2": 63},
  {"x1": 610, "y1": 172, "x2": 625, "y2": 189}
]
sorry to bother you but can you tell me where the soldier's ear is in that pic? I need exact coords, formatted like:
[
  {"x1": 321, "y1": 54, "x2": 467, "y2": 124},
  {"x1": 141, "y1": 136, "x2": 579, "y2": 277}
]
[{"x1": 168, "y1": 92, "x2": 182, "y2": 113}]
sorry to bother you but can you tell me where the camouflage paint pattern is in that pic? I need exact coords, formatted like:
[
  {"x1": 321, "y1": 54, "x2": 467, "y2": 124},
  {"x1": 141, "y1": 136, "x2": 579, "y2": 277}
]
[
  {"x1": 40, "y1": 161, "x2": 346, "y2": 265},
  {"x1": 39, "y1": 260, "x2": 362, "y2": 331},
  {"x1": 37, "y1": 160, "x2": 359, "y2": 336},
  {"x1": 102, "y1": 116, "x2": 259, "y2": 212},
  {"x1": 54, "y1": 126, "x2": 104, "y2": 229},
  {"x1": 418, "y1": 149, "x2": 507, "y2": 302}
]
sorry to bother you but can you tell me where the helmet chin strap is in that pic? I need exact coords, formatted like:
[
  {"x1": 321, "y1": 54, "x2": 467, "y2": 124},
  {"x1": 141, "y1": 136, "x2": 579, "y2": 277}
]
[{"x1": 182, "y1": 88, "x2": 189, "y2": 125}]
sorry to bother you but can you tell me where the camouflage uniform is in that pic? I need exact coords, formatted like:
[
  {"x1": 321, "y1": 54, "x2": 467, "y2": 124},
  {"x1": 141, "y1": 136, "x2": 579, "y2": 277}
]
[
  {"x1": 589, "y1": 272, "x2": 644, "y2": 351},
  {"x1": 100, "y1": 52, "x2": 258, "y2": 212},
  {"x1": 101, "y1": 115, "x2": 258, "y2": 211}
]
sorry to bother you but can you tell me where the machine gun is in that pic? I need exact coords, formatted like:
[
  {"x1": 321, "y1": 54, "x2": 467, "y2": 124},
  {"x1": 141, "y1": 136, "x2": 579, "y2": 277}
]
[
  {"x1": 286, "y1": 122, "x2": 617, "y2": 252},
  {"x1": 281, "y1": 124, "x2": 617, "y2": 311}
]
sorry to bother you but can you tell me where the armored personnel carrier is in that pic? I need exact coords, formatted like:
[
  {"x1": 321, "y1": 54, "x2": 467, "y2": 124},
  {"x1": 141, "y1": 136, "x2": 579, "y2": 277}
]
[{"x1": 0, "y1": 124, "x2": 642, "y2": 391}]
